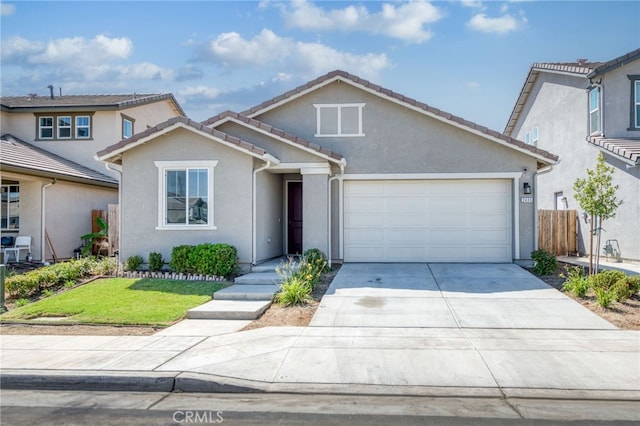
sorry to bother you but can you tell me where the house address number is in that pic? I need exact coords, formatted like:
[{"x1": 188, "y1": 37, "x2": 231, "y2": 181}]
[{"x1": 521, "y1": 197, "x2": 534, "y2": 203}]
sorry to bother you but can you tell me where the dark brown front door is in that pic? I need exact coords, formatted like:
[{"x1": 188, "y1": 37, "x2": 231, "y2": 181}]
[{"x1": 287, "y1": 181, "x2": 303, "y2": 254}]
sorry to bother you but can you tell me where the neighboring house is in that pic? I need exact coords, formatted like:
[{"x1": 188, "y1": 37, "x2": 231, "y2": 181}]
[
  {"x1": 1, "y1": 92, "x2": 185, "y2": 261},
  {"x1": 505, "y1": 49, "x2": 640, "y2": 262},
  {"x1": 98, "y1": 70, "x2": 557, "y2": 270}
]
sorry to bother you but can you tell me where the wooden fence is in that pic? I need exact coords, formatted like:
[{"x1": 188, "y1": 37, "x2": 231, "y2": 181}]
[
  {"x1": 537, "y1": 209, "x2": 577, "y2": 256},
  {"x1": 91, "y1": 205, "x2": 119, "y2": 256}
]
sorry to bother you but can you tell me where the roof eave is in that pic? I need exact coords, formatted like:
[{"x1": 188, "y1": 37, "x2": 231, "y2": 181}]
[{"x1": 0, "y1": 163, "x2": 118, "y2": 188}]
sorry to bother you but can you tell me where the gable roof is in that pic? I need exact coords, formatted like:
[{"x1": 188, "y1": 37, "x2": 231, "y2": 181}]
[
  {"x1": 588, "y1": 136, "x2": 640, "y2": 166},
  {"x1": 242, "y1": 70, "x2": 557, "y2": 165},
  {"x1": 203, "y1": 111, "x2": 345, "y2": 164},
  {"x1": 504, "y1": 48, "x2": 640, "y2": 136},
  {"x1": 1, "y1": 134, "x2": 118, "y2": 187},
  {"x1": 1, "y1": 93, "x2": 185, "y2": 115},
  {"x1": 97, "y1": 116, "x2": 279, "y2": 165}
]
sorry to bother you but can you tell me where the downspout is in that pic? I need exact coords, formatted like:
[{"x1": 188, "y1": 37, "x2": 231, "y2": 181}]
[
  {"x1": 533, "y1": 164, "x2": 553, "y2": 251},
  {"x1": 252, "y1": 160, "x2": 271, "y2": 266},
  {"x1": 41, "y1": 178, "x2": 56, "y2": 263},
  {"x1": 105, "y1": 163, "x2": 122, "y2": 266},
  {"x1": 327, "y1": 161, "x2": 346, "y2": 268}
]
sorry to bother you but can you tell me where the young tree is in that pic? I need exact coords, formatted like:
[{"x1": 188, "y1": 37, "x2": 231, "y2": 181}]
[{"x1": 573, "y1": 153, "x2": 622, "y2": 274}]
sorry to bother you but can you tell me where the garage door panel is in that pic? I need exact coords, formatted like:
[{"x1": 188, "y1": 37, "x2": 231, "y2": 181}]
[{"x1": 344, "y1": 180, "x2": 512, "y2": 262}]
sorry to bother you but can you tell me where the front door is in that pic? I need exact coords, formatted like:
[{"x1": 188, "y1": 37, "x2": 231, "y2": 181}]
[{"x1": 287, "y1": 181, "x2": 303, "y2": 254}]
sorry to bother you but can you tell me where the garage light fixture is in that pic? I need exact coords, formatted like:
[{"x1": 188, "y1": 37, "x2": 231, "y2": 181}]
[{"x1": 523, "y1": 182, "x2": 532, "y2": 194}]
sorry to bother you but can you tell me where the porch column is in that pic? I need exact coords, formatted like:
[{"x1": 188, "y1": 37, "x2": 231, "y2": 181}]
[{"x1": 301, "y1": 167, "x2": 330, "y2": 255}]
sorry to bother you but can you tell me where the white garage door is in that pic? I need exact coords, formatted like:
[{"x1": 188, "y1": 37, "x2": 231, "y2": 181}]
[{"x1": 344, "y1": 179, "x2": 512, "y2": 262}]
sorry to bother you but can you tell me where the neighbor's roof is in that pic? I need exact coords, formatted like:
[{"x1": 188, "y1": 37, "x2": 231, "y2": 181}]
[
  {"x1": 588, "y1": 136, "x2": 640, "y2": 166},
  {"x1": 1, "y1": 134, "x2": 118, "y2": 187},
  {"x1": 504, "y1": 48, "x2": 640, "y2": 136},
  {"x1": 97, "y1": 116, "x2": 279, "y2": 165},
  {"x1": 1, "y1": 93, "x2": 185, "y2": 115},
  {"x1": 203, "y1": 111, "x2": 345, "y2": 164},
  {"x1": 242, "y1": 70, "x2": 558, "y2": 165}
]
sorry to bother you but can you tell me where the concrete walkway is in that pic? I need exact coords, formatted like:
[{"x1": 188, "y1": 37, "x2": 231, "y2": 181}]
[{"x1": 1, "y1": 263, "x2": 639, "y2": 406}]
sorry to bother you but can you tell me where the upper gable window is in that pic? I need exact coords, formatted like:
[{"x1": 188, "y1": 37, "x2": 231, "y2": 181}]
[
  {"x1": 629, "y1": 76, "x2": 640, "y2": 130},
  {"x1": 36, "y1": 113, "x2": 93, "y2": 140},
  {"x1": 122, "y1": 115, "x2": 134, "y2": 139},
  {"x1": 314, "y1": 103, "x2": 365, "y2": 137},
  {"x1": 588, "y1": 87, "x2": 601, "y2": 135}
]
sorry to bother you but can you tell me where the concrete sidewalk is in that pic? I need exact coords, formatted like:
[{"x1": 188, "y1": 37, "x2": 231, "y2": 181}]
[{"x1": 1, "y1": 263, "x2": 639, "y2": 404}]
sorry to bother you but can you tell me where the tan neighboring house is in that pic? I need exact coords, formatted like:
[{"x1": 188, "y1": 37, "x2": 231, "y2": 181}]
[
  {"x1": 98, "y1": 71, "x2": 558, "y2": 271},
  {"x1": 1, "y1": 93, "x2": 185, "y2": 261}
]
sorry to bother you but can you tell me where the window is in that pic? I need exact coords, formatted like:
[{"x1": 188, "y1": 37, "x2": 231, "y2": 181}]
[
  {"x1": 1, "y1": 184, "x2": 20, "y2": 230},
  {"x1": 57, "y1": 116, "x2": 72, "y2": 139},
  {"x1": 314, "y1": 103, "x2": 365, "y2": 137},
  {"x1": 532, "y1": 127, "x2": 539, "y2": 146},
  {"x1": 39, "y1": 117, "x2": 53, "y2": 139},
  {"x1": 155, "y1": 161, "x2": 218, "y2": 230},
  {"x1": 122, "y1": 116, "x2": 134, "y2": 139},
  {"x1": 589, "y1": 87, "x2": 601, "y2": 135},
  {"x1": 524, "y1": 132, "x2": 531, "y2": 145},
  {"x1": 554, "y1": 191, "x2": 567, "y2": 210},
  {"x1": 629, "y1": 76, "x2": 640, "y2": 130},
  {"x1": 75, "y1": 116, "x2": 91, "y2": 138},
  {"x1": 36, "y1": 113, "x2": 93, "y2": 140}
]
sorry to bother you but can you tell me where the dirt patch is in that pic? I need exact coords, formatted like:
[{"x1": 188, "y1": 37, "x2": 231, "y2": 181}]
[{"x1": 0, "y1": 323, "x2": 160, "y2": 336}]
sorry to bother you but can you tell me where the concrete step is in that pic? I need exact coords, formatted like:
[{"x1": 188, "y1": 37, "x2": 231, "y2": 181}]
[
  {"x1": 186, "y1": 300, "x2": 272, "y2": 320},
  {"x1": 214, "y1": 284, "x2": 280, "y2": 301},
  {"x1": 234, "y1": 271, "x2": 281, "y2": 285}
]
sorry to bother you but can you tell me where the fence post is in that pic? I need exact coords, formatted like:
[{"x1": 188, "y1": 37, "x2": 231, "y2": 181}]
[{"x1": 0, "y1": 264, "x2": 6, "y2": 313}]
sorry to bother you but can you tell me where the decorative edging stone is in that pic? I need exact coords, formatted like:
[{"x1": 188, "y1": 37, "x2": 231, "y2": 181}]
[{"x1": 117, "y1": 271, "x2": 226, "y2": 281}]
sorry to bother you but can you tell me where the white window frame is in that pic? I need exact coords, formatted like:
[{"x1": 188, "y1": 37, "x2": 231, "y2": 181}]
[
  {"x1": 634, "y1": 80, "x2": 640, "y2": 129},
  {"x1": 589, "y1": 87, "x2": 601, "y2": 135},
  {"x1": 75, "y1": 115, "x2": 91, "y2": 139},
  {"x1": 532, "y1": 127, "x2": 539, "y2": 146},
  {"x1": 154, "y1": 160, "x2": 218, "y2": 231},
  {"x1": 1, "y1": 184, "x2": 20, "y2": 230},
  {"x1": 57, "y1": 116, "x2": 72, "y2": 139},
  {"x1": 122, "y1": 115, "x2": 134, "y2": 139},
  {"x1": 313, "y1": 103, "x2": 365, "y2": 137},
  {"x1": 38, "y1": 116, "x2": 54, "y2": 139},
  {"x1": 524, "y1": 132, "x2": 531, "y2": 145}
]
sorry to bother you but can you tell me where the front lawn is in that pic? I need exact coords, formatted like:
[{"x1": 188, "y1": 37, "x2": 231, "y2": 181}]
[{"x1": 0, "y1": 278, "x2": 227, "y2": 326}]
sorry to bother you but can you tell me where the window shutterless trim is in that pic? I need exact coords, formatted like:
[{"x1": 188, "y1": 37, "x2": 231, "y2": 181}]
[
  {"x1": 313, "y1": 103, "x2": 365, "y2": 137},
  {"x1": 34, "y1": 112, "x2": 94, "y2": 141},
  {"x1": 154, "y1": 160, "x2": 218, "y2": 230},
  {"x1": 628, "y1": 75, "x2": 640, "y2": 131},
  {"x1": 121, "y1": 113, "x2": 135, "y2": 139}
]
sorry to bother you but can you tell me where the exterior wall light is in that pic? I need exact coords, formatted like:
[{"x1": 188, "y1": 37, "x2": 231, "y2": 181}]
[{"x1": 523, "y1": 182, "x2": 532, "y2": 194}]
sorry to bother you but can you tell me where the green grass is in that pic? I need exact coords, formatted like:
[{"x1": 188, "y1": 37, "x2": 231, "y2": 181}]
[{"x1": 0, "y1": 278, "x2": 227, "y2": 326}]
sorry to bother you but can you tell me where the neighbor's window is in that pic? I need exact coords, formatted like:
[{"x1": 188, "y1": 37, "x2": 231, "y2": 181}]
[
  {"x1": 155, "y1": 161, "x2": 218, "y2": 230},
  {"x1": 57, "y1": 116, "x2": 72, "y2": 139},
  {"x1": 532, "y1": 127, "x2": 539, "y2": 146},
  {"x1": 1, "y1": 184, "x2": 20, "y2": 230},
  {"x1": 589, "y1": 87, "x2": 601, "y2": 135},
  {"x1": 36, "y1": 113, "x2": 93, "y2": 140},
  {"x1": 314, "y1": 103, "x2": 365, "y2": 137},
  {"x1": 38, "y1": 117, "x2": 54, "y2": 139},
  {"x1": 122, "y1": 116, "x2": 134, "y2": 139},
  {"x1": 632, "y1": 78, "x2": 640, "y2": 129},
  {"x1": 524, "y1": 132, "x2": 531, "y2": 145}
]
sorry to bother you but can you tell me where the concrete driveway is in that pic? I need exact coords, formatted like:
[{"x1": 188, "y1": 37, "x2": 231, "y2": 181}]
[{"x1": 310, "y1": 263, "x2": 616, "y2": 329}]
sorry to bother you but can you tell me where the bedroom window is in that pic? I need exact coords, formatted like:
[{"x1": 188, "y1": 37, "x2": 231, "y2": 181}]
[
  {"x1": 155, "y1": 160, "x2": 218, "y2": 230},
  {"x1": 75, "y1": 116, "x2": 91, "y2": 139},
  {"x1": 36, "y1": 113, "x2": 93, "y2": 140},
  {"x1": 314, "y1": 103, "x2": 365, "y2": 137},
  {"x1": 629, "y1": 76, "x2": 640, "y2": 130},
  {"x1": 38, "y1": 117, "x2": 54, "y2": 139},
  {"x1": 589, "y1": 87, "x2": 601, "y2": 135},
  {"x1": 57, "y1": 116, "x2": 72, "y2": 139},
  {"x1": 122, "y1": 115, "x2": 134, "y2": 139}
]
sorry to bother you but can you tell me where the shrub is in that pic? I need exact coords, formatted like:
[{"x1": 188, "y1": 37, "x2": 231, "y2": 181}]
[
  {"x1": 92, "y1": 257, "x2": 117, "y2": 275},
  {"x1": 189, "y1": 243, "x2": 238, "y2": 278},
  {"x1": 589, "y1": 270, "x2": 626, "y2": 290},
  {"x1": 303, "y1": 248, "x2": 329, "y2": 280},
  {"x1": 275, "y1": 276, "x2": 312, "y2": 306},
  {"x1": 612, "y1": 276, "x2": 640, "y2": 303},
  {"x1": 531, "y1": 249, "x2": 558, "y2": 276},
  {"x1": 124, "y1": 255, "x2": 144, "y2": 272},
  {"x1": 42, "y1": 289, "x2": 54, "y2": 298},
  {"x1": 148, "y1": 252, "x2": 164, "y2": 272},
  {"x1": 594, "y1": 287, "x2": 614, "y2": 309},
  {"x1": 15, "y1": 298, "x2": 30, "y2": 307},
  {"x1": 562, "y1": 266, "x2": 590, "y2": 298},
  {"x1": 5, "y1": 274, "x2": 39, "y2": 298},
  {"x1": 170, "y1": 245, "x2": 195, "y2": 274}
]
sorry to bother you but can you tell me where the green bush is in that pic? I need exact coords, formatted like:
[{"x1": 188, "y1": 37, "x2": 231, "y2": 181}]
[
  {"x1": 92, "y1": 257, "x2": 117, "y2": 275},
  {"x1": 612, "y1": 276, "x2": 640, "y2": 302},
  {"x1": 124, "y1": 255, "x2": 144, "y2": 272},
  {"x1": 5, "y1": 274, "x2": 39, "y2": 298},
  {"x1": 189, "y1": 243, "x2": 238, "y2": 278},
  {"x1": 589, "y1": 270, "x2": 626, "y2": 290},
  {"x1": 562, "y1": 266, "x2": 590, "y2": 298},
  {"x1": 148, "y1": 252, "x2": 164, "y2": 272},
  {"x1": 275, "y1": 276, "x2": 312, "y2": 306},
  {"x1": 531, "y1": 249, "x2": 558, "y2": 276},
  {"x1": 170, "y1": 245, "x2": 195, "y2": 273},
  {"x1": 594, "y1": 287, "x2": 614, "y2": 308},
  {"x1": 303, "y1": 248, "x2": 329, "y2": 282}
]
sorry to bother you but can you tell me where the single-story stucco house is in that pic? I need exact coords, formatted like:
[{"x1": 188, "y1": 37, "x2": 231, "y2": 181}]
[{"x1": 97, "y1": 70, "x2": 558, "y2": 270}]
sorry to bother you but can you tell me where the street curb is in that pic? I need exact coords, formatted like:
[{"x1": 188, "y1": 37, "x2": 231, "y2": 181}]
[{"x1": 0, "y1": 370, "x2": 178, "y2": 392}]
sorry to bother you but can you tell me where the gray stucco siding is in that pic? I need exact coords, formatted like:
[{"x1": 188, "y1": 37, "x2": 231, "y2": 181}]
[
  {"x1": 255, "y1": 170, "x2": 283, "y2": 262},
  {"x1": 119, "y1": 128, "x2": 254, "y2": 267},
  {"x1": 602, "y1": 62, "x2": 640, "y2": 137}
]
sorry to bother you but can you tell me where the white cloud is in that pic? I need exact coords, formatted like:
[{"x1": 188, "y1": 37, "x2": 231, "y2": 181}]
[
  {"x1": 279, "y1": 0, "x2": 443, "y2": 43},
  {"x1": 466, "y1": 81, "x2": 480, "y2": 89},
  {"x1": 178, "y1": 85, "x2": 221, "y2": 99},
  {"x1": 1, "y1": 3, "x2": 15, "y2": 16},
  {"x1": 467, "y1": 13, "x2": 525, "y2": 34},
  {"x1": 460, "y1": 0, "x2": 483, "y2": 9},
  {"x1": 203, "y1": 29, "x2": 389, "y2": 79}
]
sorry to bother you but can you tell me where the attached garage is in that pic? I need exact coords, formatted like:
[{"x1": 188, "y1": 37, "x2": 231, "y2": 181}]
[{"x1": 343, "y1": 179, "x2": 513, "y2": 262}]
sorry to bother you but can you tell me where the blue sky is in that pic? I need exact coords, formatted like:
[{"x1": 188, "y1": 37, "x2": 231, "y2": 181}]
[{"x1": 1, "y1": 1, "x2": 638, "y2": 131}]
